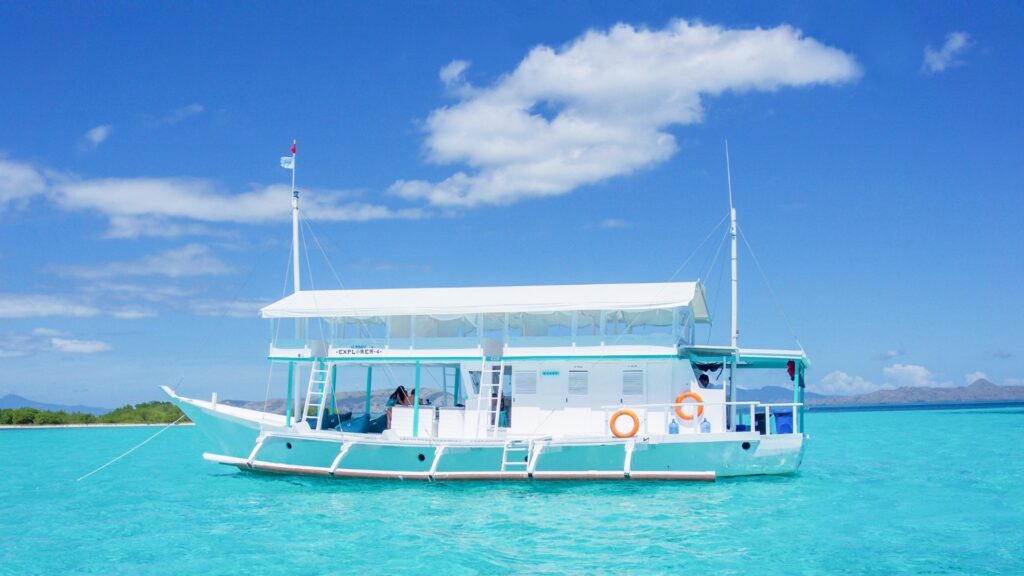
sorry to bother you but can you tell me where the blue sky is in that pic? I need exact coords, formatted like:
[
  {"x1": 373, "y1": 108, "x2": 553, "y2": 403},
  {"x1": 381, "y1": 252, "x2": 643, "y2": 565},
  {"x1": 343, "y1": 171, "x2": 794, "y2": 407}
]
[{"x1": 1, "y1": 2, "x2": 1021, "y2": 406}]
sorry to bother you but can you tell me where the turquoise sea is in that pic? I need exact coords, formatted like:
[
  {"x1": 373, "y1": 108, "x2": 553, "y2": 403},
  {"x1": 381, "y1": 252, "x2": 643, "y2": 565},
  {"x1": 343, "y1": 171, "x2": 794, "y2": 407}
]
[{"x1": 2, "y1": 407, "x2": 1023, "y2": 575}]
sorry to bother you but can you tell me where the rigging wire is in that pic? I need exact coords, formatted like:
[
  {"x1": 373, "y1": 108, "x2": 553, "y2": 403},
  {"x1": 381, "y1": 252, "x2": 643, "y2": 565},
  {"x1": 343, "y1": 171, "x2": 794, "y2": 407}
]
[
  {"x1": 300, "y1": 212, "x2": 413, "y2": 407},
  {"x1": 606, "y1": 211, "x2": 729, "y2": 348},
  {"x1": 263, "y1": 244, "x2": 295, "y2": 413},
  {"x1": 705, "y1": 229, "x2": 731, "y2": 344},
  {"x1": 737, "y1": 224, "x2": 805, "y2": 352},
  {"x1": 299, "y1": 218, "x2": 326, "y2": 344}
]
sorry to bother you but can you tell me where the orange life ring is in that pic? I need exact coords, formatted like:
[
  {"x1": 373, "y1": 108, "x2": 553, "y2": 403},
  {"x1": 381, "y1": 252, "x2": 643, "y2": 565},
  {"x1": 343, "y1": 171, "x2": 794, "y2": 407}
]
[
  {"x1": 674, "y1": 392, "x2": 704, "y2": 421},
  {"x1": 610, "y1": 409, "x2": 640, "y2": 438}
]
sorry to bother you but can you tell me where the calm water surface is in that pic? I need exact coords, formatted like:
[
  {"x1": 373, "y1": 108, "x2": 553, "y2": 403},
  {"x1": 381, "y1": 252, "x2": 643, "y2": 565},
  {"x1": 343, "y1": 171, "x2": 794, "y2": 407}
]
[{"x1": 2, "y1": 408, "x2": 1022, "y2": 575}]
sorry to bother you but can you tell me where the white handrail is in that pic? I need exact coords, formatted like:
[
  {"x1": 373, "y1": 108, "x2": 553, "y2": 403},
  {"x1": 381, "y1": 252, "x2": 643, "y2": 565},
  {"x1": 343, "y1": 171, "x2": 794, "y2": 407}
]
[{"x1": 602, "y1": 400, "x2": 803, "y2": 436}]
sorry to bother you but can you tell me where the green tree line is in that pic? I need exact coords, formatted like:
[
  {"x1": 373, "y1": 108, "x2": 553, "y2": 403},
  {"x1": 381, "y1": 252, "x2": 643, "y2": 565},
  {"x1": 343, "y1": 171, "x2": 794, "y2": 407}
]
[{"x1": 0, "y1": 401, "x2": 189, "y2": 426}]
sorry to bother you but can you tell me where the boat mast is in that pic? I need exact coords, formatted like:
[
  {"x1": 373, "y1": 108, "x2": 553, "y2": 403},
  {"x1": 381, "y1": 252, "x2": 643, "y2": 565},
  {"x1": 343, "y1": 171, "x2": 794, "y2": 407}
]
[
  {"x1": 290, "y1": 140, "x2": 300, "y2": 293},
  {"x1": 726, "y1": 142, "x2": 737, "y2": 349}
]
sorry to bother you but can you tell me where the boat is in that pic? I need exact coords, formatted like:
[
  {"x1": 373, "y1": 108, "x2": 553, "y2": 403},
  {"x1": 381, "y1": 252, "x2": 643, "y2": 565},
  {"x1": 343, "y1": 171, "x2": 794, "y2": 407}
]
[{"x1": 164, "y1": 144, "x2": 809, "y2": 481}]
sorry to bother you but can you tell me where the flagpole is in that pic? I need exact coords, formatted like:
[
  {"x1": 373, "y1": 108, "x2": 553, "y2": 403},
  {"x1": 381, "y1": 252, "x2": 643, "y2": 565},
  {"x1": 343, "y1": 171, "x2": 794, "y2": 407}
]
[{"x1": 290, "y1": 140, "x2": 300, "y2": 293}]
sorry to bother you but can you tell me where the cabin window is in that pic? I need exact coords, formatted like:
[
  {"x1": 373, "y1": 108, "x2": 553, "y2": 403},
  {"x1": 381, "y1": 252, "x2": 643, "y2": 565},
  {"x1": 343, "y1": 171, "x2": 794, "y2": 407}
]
[
  {"x1": 514, "y1": 370, "x2": 537, "y2": 395},
  {"x1": 415, "y1": 316, "x2": 438, "y2": 338},
  {"x1": 604, "y1": 311, "x2": 628, "y2": 335},
  {"x1": 389, "y1": 316, "x2": 412, "y2": 339},
  {"x1": 481, "y1": 313, "x2": 505, "y2": 341},
  {"x1": 469, "y1": 370, "x2": 481, "y2": 395},
  {"x1": 507, "y1": 312, "x2": 573, "y2": 344},
  {"x1": 435, "y1": 317, "x2": 461, "y2": 338},
  {"x1": 568, "y1": 370, "x2": 589, "y2": 395},
  {"x1": 576, "y1": 311, "x2": 600, "y2": 336},
  {"x1": 337, "y1": 316, "x2": 386, "y2": 340},
  {"x1": 622, "y1": 369, "x2": 644, "y2": 396}
]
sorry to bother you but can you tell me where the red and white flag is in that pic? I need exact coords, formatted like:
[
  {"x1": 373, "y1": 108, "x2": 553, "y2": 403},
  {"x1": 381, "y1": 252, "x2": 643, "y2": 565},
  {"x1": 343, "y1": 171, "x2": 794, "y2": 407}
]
[{"x1": 280, "y1": 141, "x2": 296, "y2": 169}]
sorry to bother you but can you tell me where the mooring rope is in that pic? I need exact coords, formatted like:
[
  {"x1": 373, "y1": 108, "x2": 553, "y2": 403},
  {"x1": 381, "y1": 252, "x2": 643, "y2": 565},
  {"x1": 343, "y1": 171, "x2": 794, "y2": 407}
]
[{"x1": 76, "y1": 415, "x2": 186, "y2": 482}]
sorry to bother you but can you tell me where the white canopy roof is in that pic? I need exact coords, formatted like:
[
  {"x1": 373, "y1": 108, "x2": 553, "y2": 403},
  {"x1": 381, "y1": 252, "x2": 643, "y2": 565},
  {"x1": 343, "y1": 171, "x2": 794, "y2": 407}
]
[{"x1": 260, "y1": 282, "x2": 709, "y2": 322}]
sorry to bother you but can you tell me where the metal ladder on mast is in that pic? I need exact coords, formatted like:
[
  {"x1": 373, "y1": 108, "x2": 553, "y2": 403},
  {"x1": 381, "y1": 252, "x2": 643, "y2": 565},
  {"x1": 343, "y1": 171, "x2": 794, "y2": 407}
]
[
  {"x1": 302, "y1": 359, "x2": 333, "y2": 429},
  {"x1": 474, "y1": 357, "x2": 505, "y2": 437}
]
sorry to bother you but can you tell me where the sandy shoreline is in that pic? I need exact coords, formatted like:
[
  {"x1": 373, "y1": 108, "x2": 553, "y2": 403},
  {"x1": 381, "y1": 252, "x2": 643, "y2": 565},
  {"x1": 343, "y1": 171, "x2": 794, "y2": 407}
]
[{"x1": 0, "y1": 422, "x2": 194, "y2": 430}]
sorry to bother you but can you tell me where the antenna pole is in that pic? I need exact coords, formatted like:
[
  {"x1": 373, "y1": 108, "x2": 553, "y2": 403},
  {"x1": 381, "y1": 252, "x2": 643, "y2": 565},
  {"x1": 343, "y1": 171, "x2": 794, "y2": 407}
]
[
  {"x1": 290, "y1": 140, "x2": 300, "y2": 293},
  {"x1": 726, "y1": 141, "x2": 737, "y2": 349}
]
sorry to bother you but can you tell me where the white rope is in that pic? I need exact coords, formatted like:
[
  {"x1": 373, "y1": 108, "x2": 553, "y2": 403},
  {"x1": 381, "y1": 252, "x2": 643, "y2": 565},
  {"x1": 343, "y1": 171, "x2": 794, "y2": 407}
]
[{"x1": 76, "y1": 415, "x2": 186, "y2": 481}]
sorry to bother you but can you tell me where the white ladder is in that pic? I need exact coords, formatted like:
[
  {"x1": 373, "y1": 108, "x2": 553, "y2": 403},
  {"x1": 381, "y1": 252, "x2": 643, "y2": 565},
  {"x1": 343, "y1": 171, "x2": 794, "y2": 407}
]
[
  {"x1": 501, "y1": 439, "x2": 530, "y2": 472},
  {"x1": 474, "y1": 357, "x2": 505, "y2": 436},
  {"x1": 302, "y1": 360, "x2": 333, "y2": 429}
]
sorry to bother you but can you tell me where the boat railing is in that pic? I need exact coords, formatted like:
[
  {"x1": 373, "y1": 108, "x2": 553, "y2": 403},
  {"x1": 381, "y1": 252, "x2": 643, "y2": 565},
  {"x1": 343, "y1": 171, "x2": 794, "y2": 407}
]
[{"x1": 599, "y1": 401, "x2": 803, "y2": 436}]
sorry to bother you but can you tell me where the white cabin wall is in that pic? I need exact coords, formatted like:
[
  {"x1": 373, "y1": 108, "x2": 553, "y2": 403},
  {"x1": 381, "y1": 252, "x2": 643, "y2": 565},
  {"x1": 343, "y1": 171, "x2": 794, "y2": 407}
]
[{"x1": 456, "y1": 356, "x2": 728, "y2": 438}]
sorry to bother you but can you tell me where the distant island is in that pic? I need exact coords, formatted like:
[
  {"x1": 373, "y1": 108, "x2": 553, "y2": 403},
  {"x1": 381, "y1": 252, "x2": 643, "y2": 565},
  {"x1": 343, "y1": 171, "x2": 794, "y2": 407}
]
[
  {"x1": 0, "y1": 401, "x2": 188, "y2": 427},
  {"x1": 739, "y1": 378, "x2": 1024, "y2": 408}
]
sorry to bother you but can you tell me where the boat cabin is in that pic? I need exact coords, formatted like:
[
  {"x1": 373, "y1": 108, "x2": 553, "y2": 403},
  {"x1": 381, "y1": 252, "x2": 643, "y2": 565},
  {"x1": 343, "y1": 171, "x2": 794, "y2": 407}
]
[{"x1": 259, "y1": 281, "x2": 806, "y2": 441}]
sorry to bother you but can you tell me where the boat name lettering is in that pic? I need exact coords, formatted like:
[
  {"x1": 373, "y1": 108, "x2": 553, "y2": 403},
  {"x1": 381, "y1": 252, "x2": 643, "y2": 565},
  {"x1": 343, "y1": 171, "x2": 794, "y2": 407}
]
[{"x1": 333, "y1": 346, "x2": 384, "y2": 356}]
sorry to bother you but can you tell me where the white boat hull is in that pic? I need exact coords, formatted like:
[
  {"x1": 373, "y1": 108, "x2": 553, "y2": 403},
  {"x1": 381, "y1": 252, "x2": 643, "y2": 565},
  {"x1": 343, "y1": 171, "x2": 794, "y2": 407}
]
[{"x1": 165, "y1": 388, "x2": 805, "y2": 481}]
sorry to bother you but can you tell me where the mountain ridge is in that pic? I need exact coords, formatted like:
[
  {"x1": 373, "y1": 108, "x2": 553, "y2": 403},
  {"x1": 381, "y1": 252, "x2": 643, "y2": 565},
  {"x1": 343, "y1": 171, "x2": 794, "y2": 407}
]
[{"x1": 0, "y1": 394, "x2": 110, "y2": 415}]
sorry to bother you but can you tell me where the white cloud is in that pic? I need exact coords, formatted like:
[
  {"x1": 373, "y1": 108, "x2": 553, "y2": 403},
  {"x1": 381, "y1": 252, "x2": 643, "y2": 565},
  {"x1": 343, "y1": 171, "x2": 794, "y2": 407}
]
[
  {"x1": 81, "y1": 125, "x2": 113, "y2": 149},
  {"x1": 439, "y1": 60, "x2": 470, "y2": 86},
  {"x1": 0, "y1": 157, "x2": 46, "y2": 211},
  {"x1": 0, "y1": 335, "x2": 34, "y2": 358},
  {"x1": 816, "y1": 370, "x2": 884, "y2": 395},
  {"x1": 48, "y1": 177, "x2": 423, "y2": 237},
  {"x1": 0, "y1": 158, "x2": 424, "y2": 239},
  {"x1": 103, "y1": 216, "x2": 219, "y2": 239},
  {"x1": 161, "y1": 103, "x2": 204, "y2": 124},
  {"x1": 31, "y1": 328, "x2": 64, "y2": 337},
  {"x1": 111, "y1": 308, "x2": 158, "y2": 320},
  {"x1": 883, "y1": 363, "x2": 952, "y2": 388},
  {"x1": 923, "y1": 32, "x2": 971, "y2": 74},
  {"x1": 599, "y1": 218, "x2": 629, "y2": 229},
  {"x1": 0, "y1": 294, "x2": 100, "y2": 318},
  {"x1": 392, "y1": 20, "x2": 859, "y2": 207},
  {"x1": 0, "y1": 293, "x2": 155, "y2": 320},
  {"x1": 51, "y1": 337, "x2": 112, "y2": 354},
  {"x1": 188, "y1": 299, "x2": 269, "y2": 318},
  {"x1": 55, "y1": 244, "x2": 233, "y2": 279},
  {"x1": 964, "y1": 371, "x2": 988, "y2": 385},
  {"x1": 872, "y1": 345, "x2": 905, "y2": 361}
]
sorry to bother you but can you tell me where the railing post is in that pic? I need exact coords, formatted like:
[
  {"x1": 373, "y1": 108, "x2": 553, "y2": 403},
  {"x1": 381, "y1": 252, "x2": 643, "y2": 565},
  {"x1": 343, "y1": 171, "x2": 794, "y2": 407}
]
[
  {"x1": 412, "y1": 361, "x2": 421, "y2": 438},
  {"x1": 364, "y1": 365, "x2": 373, "y2": 416},
  {"x1": 286, "y1": 361, "x2": 294, "y2": 428}
]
